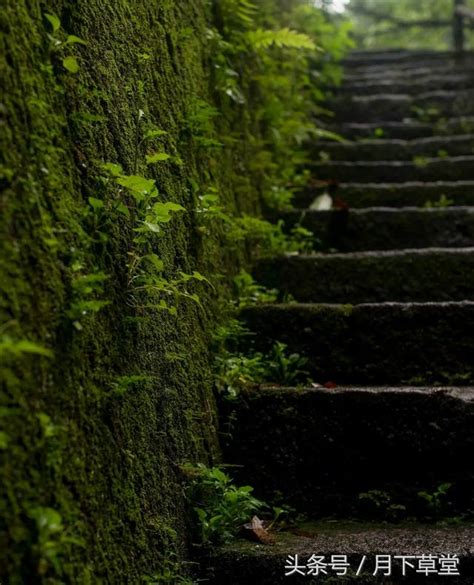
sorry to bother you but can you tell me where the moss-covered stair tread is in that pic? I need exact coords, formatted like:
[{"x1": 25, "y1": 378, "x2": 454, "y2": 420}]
[
  {"x1": 241, "y1": 302, "x2": 474, "y2": 384},
  {"x1": 295, "y1": 181, "x2": 474, "y2": 208},
  {"x1": 256, "y1": 248, "x2": 474, "y2": 302},
  {"x1": 204, "y1": 521, "x2": 474, "y2": 584},
  {"x1": 279, "y1": 208, "x2": 474, "y2": 251},
  {"x1": 209, "y1": 49, "x2": 474, "y2": 583},
  {"x1": 333, "y1": 117, "x2": 474, "y2": 140},
  {"x1": 329, "y1": 90, "x2": 474, "y2": 123},
  {"x1": 310, "y1": 135, "x2": 474, "y2": 162},
  {"x1": 309, "y1": 156, "x2": 474, "y2": 183}
]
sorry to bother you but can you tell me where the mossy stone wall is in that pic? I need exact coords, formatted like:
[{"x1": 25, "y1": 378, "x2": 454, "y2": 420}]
[{"x1": 0, "y1": 1, "x2": 255, "y2": 582}]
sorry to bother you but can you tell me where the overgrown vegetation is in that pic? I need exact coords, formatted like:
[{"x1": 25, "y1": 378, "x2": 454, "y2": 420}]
[
  {"x1": 348, "y1": 0, "x2": 474, "y2": 49},
  {"x1": 0, "y1": 0, "x2": 351, "y2": 582},
  {"x1": 185, "y1": 463, "x2": 267, "y2": 544}
]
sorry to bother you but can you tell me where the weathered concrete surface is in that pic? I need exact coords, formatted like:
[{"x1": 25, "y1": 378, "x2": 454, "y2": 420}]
[
  {"x1": 311, "y1": 135, "x2": 474, "y2": 162},
  {"x1": 335, "y1": 116, "x2": 474, "y2": 139},
  {"x1": 295, "y1": 181, "x2": 474, "y2": 208},
  {"x1": 330, "y1": 91, "x2": 474, "y2": 123},
  {"x1": 310, "y1": 156, "x2": 474, "y2": 183},
  {"x1": 339, "y1": 75, "x2": 474, "y2": 96},
  {"x1": 204, "y1": 522, "x2": 474, "y2": 584},
  {"x1": 343, "y1": 62, "x2": 474, "y2": 82},
  {"x1": 241, "y1": 302, "x2": 474, "y2": 385},
  {"x1": 280, "y1": 207, "x2": 474, "y2": 251},
  {"x1": 221, "y1": 386, "x2": 474, "y2": 518},
  {"x1": 343, "y1": 49, "x2": 474, "y2": 67},
  {"x1": 255, "y1": 248, "x2": 474, "y2": 303},
  {"x1": 207, "y1": 50, "x2": 474, "y2": 584}
]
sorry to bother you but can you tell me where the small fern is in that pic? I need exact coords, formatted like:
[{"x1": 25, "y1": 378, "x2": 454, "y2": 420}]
[
  {"x1": 220, "y1": 0, "x2": 258, "y2": 30},
  {"x1": 245, "y1": 28, "x2": 317, "y2": 51}
]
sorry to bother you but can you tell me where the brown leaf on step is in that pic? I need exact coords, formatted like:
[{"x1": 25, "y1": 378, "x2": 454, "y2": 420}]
[
  {"x1": 242, "y1": 516, "x2": 275, "y2": 545},
  {"x1": 244, "y1": 516, "x2": 264, "y2": 530},
  {"x1": 324, "y1": 381, "x2": 337, "y2": 389},
  {"x1": 308, "y1": 178, "x2": 331, "y2": 189},
  {"x1": 334, "y1": 197, "x2": 349, "y2": 210}
]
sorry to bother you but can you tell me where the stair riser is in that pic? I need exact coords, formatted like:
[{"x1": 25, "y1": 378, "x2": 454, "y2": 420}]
[
  {"x1": 256, "y1": 252, "x2": 474, "y2": 303},
  {"x1": 295, "y1": 182, "x2": 474, "y2": 209},
  {"x1": 241, "y1": 303, "x2": 474, "y2": 385},
  {"x1": 339, "y1": 77, "x2": 474, "y2": 96},
  {"x1": 310, "y1": 158, "x2": 474, "y2": 183},
  {"x1": 336, "y1": 118, "x2": 474, "y2": 139},
  {"x1": 343, "y1": 50, "x2": 474, "y2": 67},
  {"x1": 312, "y1": 136, "x2": 474, "y2": 162},
  {"x1": 331, "y1": 93, "x2": 474, "y2": 123},
  {"x1": 343, "y1": 64, "x2": 474, "y2": 83},
  {"x1": 222, "y1": 388, "x2": 474, "y2": 518},
  {"x1": 280, "y1": 209, "x2": 474, "y2": 251}
]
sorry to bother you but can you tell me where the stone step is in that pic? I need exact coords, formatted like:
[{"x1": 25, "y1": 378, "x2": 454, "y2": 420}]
[
  {"x1": 310, "y1": 156, "x2": 474, "y2": 183},
  {"x1": 312, "y1": 135, "x2": 474, "y2": 162},
  {"x1": 335, "y1": 116, "x2": 474, "y2": 139},
  {"x1": 338, "y1": 75, "x2": 474, "y2": 96},
  {"x1": 221, "y1": 386, "x2": 474, "y2": 519},
  {"x1": 281, "y1": 207, "x2": 474, "y2": 251},
  {"x1": 205, "y1": 522, "x2": 474, "y2": 584},
  {"x1": 343, "y1": 49, "x2": 474, "y2": 67},
  {"x1": 295, "y1": 181, "x2": 474, "y2": 209},
  {"x1": 241, "y1": 302, "x2": 474, "y2": 385},
  {"x1": 343, "y1": 63, "x2": 474, "y2": 83},
  {"x1": 255, "y1": 249, "x2": 474, "y2": 303},
  {"x1": 330, "y1": 91, "x2": 474, "y2": 123}
]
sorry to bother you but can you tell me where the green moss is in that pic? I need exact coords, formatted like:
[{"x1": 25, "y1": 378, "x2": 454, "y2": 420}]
[{"x1": 0, "y1": 1, "x2": 261, "y2": 582}]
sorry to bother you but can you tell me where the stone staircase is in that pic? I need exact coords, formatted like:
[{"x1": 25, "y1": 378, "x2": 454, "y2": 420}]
[{"x1": 205, "y1": 51, "x2": 474, "y2": 584}]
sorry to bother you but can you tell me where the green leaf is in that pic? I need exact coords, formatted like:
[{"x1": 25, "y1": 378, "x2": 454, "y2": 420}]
[
  {"x1": 65, "y1": 35, "x2": 88, "y2": 46},
  {"x1": 150, "y1": 201, "x2": 185, "y2": 223},
  {"x1": 63, "y1": 56, "x2": 80, "y2": 74},
  {"x1": 0, "y1": 432, "x2": 9, "y2": 449},
  {"x1": 116, "y1": 175, "x2": 157, "y2": 199},
  {"x1": 142, "y1": 222, "x2": 162, "y2": 233},
  {"x1": 88, "y1": 197, "x2": 104, "y2": 210},
  {"x1": 179, "y1": 271, "x2": 211, "y2": 286},
  {"x1": 146, "y1": 152, "x2": 171, "y2": 164},
  {"x1": 246, "y1": 28, "x2": 317, "y2": 51},
  {"x1": 0, "y1": 337, "x2": 53, "y2": 358},
  {"x1": 144, "y1": 129, "x2": 168, "y2": 140},
  {"x1": 162, "y1": 202, "x2": 186, "y2": 213},
  {"x1": 102, "y1": 162, "x2": 123, "y2": 176},
  {"x1": 116, "y1": 202, "x2": 130, "y2": 218},
  {"x1": 45, "y1": 12, "x2": 61, "y2": 33},
  {"x1": 144, "y1": 254, "x2": 165, "y2": 272},
  {"x1": 29, "y1": 507, "x2": 63, "y2": 534}
]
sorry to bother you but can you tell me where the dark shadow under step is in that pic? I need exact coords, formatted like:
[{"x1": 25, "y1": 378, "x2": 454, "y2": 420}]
[
  {"x1": 241, "y1": 302, "x2": 474, "y2": 385},
  {"x1": 296, "y1": 181, "x2": 474, "y2": 208},
  {"x1": 222, "y1": 386, "x2": 474, "y2": 518},
  {"x1": 256, "y1": 248, "x2": 474, "y2": 303}
]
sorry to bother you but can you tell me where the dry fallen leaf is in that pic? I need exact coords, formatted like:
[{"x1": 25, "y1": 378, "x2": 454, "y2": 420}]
[
  {"x1": 242, "y1": 516, "x2": 275, "y2": 545},
  {"x1": 324, "y1": 381, "x2": 337, "y2": 389}
]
